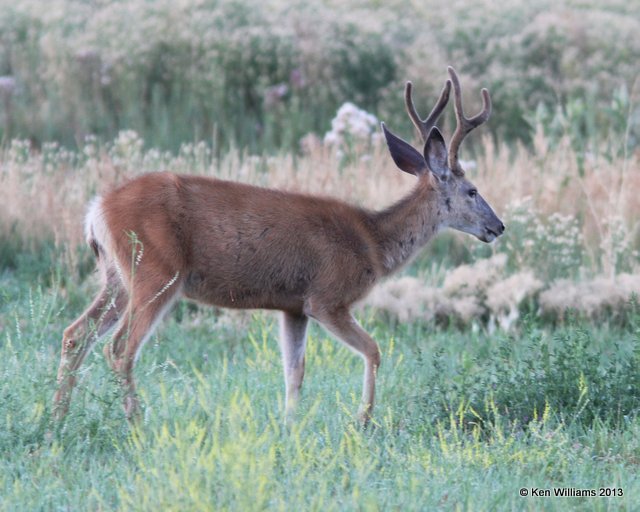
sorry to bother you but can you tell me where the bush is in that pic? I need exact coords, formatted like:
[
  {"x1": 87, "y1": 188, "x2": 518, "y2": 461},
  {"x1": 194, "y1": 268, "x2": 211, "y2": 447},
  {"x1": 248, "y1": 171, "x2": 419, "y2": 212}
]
[
  {"x1": 421, "y1": 314, "x2": 640, "y2": 429},
  {"x1": 0, "y1": 0, "x2": 637, "y2": 152},
  {"x1": 0, "y1": 0, "x2": 400, "y2": 152}
]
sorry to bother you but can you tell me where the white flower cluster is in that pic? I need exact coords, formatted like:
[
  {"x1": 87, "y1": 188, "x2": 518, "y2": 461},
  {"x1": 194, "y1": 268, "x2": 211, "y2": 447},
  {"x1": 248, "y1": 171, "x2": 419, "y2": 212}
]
[
  {"x1": 600, "y1": 215, "x2": 638, "y2": 275},
  {"x1": 82, "y1": 135, "x2": 98, "y2": 160},
  {"x1": 497, "y1": 196, "x2": 584, "y2": 280},
  {"x1": 109, "y1": 130, "x2": 144, "y2": 167},
  {"x1": 323, "y1": 102, "x2": 381, "y2": 158},
  {"x1": 7, "y1": 139, "x2": 31, "y2": 165},
  {"x1": 41, "y1": 141, "x2": 75, "y2": 172}
]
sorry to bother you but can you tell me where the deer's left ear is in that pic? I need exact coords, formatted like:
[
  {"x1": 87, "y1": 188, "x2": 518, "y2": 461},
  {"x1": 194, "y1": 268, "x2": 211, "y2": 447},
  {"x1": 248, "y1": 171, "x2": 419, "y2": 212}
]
[
  {"x1": 382, "y1": 123, "x2": 428, "y2": 176},
  {"x1": 423, "y1": 127, "x2": 450, "y2": 180}
]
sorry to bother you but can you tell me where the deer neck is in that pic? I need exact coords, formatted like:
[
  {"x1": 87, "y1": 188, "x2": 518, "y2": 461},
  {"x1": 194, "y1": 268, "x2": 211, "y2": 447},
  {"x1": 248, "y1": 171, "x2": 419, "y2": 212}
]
[{"x1": 373, "y1": 180, "x2": 442, "y2": 276}]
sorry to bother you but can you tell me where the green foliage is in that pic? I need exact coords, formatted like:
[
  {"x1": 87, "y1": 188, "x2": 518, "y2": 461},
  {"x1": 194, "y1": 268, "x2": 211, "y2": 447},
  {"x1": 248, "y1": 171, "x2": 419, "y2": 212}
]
[
  {"x1": 1, "y1": 273, "x2": 640, "y2": 509},
  {"x1": 436, "y1": 0, "x2": 640, "y2": 150},
  {"x1": 0, "y1": 0, "x2": 638, "y2": 152},
  {"x1": 0, "y1": 0, "x2": 400, "y2": 153},
  {"x1": 420, "y1": 315, "x2": 640, "y2": 430},
  {"x1": 527, "y1": 84, "x2": 636, "y2": 161}
]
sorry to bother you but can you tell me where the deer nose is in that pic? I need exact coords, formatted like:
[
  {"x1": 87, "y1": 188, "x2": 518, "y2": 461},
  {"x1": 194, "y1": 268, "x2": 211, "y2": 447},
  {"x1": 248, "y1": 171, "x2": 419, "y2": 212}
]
[{"x1": 497, "y1": 222, "x2": 505, "y2": 235}]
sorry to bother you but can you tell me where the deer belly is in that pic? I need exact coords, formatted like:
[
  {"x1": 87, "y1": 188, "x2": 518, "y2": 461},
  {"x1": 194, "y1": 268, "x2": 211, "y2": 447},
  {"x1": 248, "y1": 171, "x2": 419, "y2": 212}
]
[{"x1": 183, "y1": 269, "x2": 307, "y2": 312}]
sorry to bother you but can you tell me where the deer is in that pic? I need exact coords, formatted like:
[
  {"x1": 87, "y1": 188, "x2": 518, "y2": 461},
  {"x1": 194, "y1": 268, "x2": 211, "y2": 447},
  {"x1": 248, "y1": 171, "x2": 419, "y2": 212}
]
[{"x1": 53, "y1": 67, "x2": 504, "y2": 426}]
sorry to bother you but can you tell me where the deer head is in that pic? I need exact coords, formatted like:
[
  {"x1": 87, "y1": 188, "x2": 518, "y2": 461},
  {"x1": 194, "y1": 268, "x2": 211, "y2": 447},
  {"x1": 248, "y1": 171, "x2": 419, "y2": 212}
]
[{"x1": 382, "y1": 67, "x2": 504, "y2": 243}]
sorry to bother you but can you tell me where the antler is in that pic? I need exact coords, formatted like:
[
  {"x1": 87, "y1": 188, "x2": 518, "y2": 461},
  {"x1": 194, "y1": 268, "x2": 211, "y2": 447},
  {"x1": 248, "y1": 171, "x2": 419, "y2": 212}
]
[
  {"x1": 404, "y1": 79, "x2": 451, "y2": 143},
  {"x1": 447, "y1": 66, "x2": 491, "y2": 174}
]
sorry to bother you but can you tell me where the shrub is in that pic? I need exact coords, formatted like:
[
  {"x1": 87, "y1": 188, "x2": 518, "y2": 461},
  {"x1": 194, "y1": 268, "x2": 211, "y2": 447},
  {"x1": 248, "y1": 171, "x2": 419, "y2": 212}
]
[
  {"x1": 421, "y1": 316, "x2": 640, "y2": 429},
  {"x1": 0, "y1": 0, "x2": 637, "y2": 152}
]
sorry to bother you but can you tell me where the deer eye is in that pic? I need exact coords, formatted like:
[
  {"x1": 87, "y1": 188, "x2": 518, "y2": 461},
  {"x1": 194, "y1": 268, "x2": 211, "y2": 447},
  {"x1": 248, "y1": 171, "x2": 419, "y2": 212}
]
[{"x1": 468, "y1": 189, "x2": 478, "y2": 198}]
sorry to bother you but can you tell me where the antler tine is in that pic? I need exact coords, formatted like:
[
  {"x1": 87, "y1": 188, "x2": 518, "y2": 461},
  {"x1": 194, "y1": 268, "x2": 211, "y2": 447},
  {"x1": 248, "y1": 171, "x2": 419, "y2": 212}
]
[
  {"x1": 404, "y1": 79, "x2": 452, "y2": 143},
  {"x1": 447, "y1": 66, "x2": 491, "y2": 174}
]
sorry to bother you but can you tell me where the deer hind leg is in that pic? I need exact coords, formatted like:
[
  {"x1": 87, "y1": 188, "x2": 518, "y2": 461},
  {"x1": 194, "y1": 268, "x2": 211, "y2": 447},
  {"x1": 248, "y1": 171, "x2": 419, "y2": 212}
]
[
  {"x1": 279, "y1": 312, "x2": 309, "y2": 422},
  {"x1": 309, "y1": 306, "x2": 381, "y2": 426},
  {"x1": 103, "y1": 271, "x2": 182, "y2": 421},
  {"x1": 54, "y1": 266, "x2": 127, "y2": 420}
]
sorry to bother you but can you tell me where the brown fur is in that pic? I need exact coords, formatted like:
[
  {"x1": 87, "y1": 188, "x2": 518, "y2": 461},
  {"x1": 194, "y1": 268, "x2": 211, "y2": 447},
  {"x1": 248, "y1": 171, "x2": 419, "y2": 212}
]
[
  {"x1": 53, "y1": 72, "x2": 503, "y2": 425},
  {"x1": 102, "y1": 172, "x2": 438, "y2": 312}
]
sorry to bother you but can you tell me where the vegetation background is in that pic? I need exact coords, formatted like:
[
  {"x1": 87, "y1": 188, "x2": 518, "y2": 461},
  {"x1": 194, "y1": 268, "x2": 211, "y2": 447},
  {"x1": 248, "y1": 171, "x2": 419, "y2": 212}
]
[{"x1": 0, "y1": 0, "x2": 639, "y2": 510}]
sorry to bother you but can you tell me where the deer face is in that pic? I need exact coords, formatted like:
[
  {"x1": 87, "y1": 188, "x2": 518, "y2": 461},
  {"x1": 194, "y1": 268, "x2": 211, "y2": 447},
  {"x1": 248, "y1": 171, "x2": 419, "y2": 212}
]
[
  {"x1": 382, "y1": 123, "x2": 504, "y2": 243},
  {"x1": 382, "y1": 67, "x2": 505, "y2": 244},
  {"x1": 435, "y1": 172, "x2": 504, "y2": 243},
  {"x1": 422, "y1": 128, "x2": 504, "y2": 242}
]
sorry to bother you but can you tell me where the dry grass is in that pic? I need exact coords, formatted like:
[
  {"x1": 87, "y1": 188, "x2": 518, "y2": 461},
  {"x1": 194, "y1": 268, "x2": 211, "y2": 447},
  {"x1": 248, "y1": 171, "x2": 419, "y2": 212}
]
[
  {"x1": 2, "y1": 127, "x2": 637, "y2": 260},
  {"x1": 364, "y1": 254, "x2": 544, "y2": 329},
  {"x1": 0, "y1": 135, "x2": 413, "y2": 263},
  {"x1": 540, "y1": 273, "x2": 640, "y2": 319},
  {"x1": 1, "y1": 128, "x2": 637, "y2": 324},
  {"x1": 477, "y1": 129, "x2": 640, "y2": 269}
]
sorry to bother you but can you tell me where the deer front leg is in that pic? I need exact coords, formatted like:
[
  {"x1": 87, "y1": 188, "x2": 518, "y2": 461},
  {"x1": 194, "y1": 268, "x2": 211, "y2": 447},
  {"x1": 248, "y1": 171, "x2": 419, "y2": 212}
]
[
  {"x1": 310, "y1": 307, "x2": 381, "y2": 426},
  {"x1": 279, "y1": 312, "x2": 309, "y2": 423}
]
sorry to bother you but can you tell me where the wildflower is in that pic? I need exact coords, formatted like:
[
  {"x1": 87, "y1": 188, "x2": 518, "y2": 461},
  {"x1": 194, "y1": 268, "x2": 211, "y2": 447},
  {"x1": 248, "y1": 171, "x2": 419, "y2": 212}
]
[
  {"x1": 323, "y1": 102, "x2": 379, "y2": 156},
  {"x1": 0, "y1": 76, "x2": 16, "y2": 96},
  {"x1": 264, "y1": 83, "x2": 289, "y2": 109}
]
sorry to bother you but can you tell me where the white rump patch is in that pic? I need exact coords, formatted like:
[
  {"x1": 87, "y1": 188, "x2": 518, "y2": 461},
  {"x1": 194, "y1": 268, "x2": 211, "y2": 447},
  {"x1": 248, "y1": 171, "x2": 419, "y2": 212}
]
[
  {"x1": 85, "y1": 195, "x2": 126, "y2": 284},
  {"x1": 85, "y1": 196, "x2": 110, "y2": 252}
]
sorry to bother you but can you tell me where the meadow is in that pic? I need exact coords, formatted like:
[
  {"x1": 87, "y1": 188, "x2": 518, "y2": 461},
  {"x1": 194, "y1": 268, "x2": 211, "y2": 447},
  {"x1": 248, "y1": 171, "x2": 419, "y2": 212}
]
[{"x1": 1, "y1": 0, "x2": 640, "y2": 510}]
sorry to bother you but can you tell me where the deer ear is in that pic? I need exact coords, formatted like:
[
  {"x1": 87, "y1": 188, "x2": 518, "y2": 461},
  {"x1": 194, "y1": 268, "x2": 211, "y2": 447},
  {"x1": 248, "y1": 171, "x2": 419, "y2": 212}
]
[
  {"x1": 423, "y1": 127, "x2": 450, "y2": 180},
  {"x1": 381, "y1": 122, "x2": 428, "y2": 176}
]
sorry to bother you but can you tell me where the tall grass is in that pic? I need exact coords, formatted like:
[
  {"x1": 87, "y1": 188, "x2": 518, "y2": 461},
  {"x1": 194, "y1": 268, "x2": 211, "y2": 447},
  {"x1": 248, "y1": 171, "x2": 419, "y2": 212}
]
[
  {"x1": 1, "y1": 122, "x2": 637, "y2": 324},
  {"x1": 0, "y1": 0, "x2": 638, "y2": 151},
  {"x1": 3, "y1": 129, "x2": 639, "y2": 260}
]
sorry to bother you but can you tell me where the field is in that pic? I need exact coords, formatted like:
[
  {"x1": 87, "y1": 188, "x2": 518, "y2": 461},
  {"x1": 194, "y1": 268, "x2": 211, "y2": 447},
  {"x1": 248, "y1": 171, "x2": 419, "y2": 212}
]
[
  {"x1": 1, "y1": 0, "x2": 640, "y2": 510},
  {"x1": 1, "y1": 290, "x2": 639, "y2": 510}
]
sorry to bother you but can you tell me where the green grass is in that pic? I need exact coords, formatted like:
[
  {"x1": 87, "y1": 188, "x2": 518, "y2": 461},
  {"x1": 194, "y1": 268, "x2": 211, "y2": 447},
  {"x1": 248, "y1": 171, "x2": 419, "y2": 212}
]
[{"x1": 1, "y1": 265, "x2": 639, "y2": 510}]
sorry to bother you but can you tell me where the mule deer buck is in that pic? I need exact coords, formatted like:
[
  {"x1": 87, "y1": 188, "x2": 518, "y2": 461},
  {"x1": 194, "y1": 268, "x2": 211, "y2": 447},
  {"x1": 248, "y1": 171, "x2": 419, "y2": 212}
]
[{"x1": 53, "y1": 67, "x2": 504, "y2": 425}]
